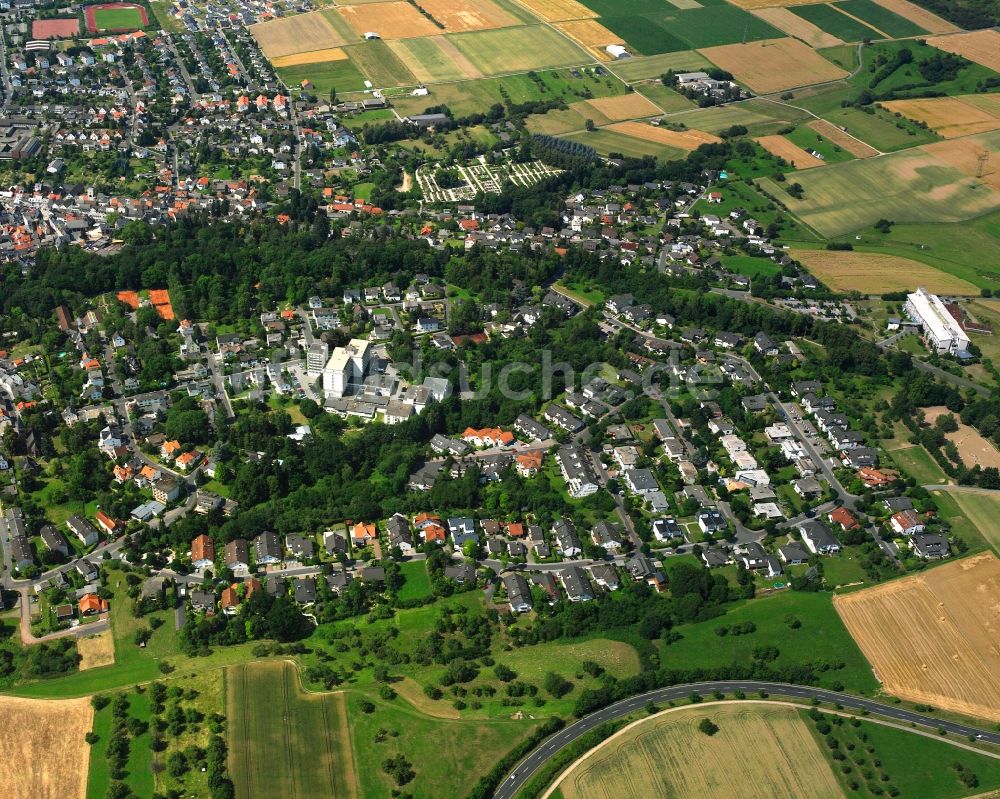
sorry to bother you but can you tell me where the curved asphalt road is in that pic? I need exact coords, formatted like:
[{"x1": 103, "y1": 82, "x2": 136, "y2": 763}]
[{"x1": 493, "y1": 681, "x2": 1000, "y2": 799}]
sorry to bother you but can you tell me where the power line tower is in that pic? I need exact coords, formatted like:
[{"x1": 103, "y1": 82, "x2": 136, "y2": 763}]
[{"x1": 976, "y1": 149, "x2": 989, "y2": 179}]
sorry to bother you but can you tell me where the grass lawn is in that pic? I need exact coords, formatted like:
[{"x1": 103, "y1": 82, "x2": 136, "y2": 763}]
[
  {"x1": 721, "y1": 254, "x2": 782, "y2": 279},
  {"x1": 553, "y1": 279, "x2": 604, "y2": 306},
  {"x1": 805, "y1": 709, "x2": 1000, "y2": 799},
  {"x1": 635, "y1": 82, "x2": 696, "y2": 112},
  {"x1": 885, "y1": 443, "x2": 948, "y2": 484},
  {"x1": 347, "y1": 690, "x2": 542, "y2": 799},
  {"x1": 397, "y1": 560, "x2": 433, "y2": 602},
  {"x1": 820, "y1": 104, "x2": 938, "y2": 152},
  {"x1": 86, "y1": 690, "x2": 154, "y2": 799},
  {"x1": 785, "y1": 124, "x2": 856, "y2": 164},
  {"x1": 92, "y1": 7, "x2": 146, "y2": 30},
  {"x1": 610, "y1": 51, "x2": 712, "y2": 82},
  {"x1": 820, "y1": 550, "x2": 870, "y2": 588},
  {"x1": 655, "y1": 590, "x2": 880, "y2": 694}
]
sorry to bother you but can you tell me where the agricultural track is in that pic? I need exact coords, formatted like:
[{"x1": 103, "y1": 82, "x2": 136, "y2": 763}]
[{"x1": 494, "y1": 681, "x2": 1000, "y2": 799}]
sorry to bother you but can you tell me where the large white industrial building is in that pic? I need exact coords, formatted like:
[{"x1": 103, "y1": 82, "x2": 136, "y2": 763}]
[
  {"x1": 322, "y1": 338, "x2": 372, "y2": 398},
  {"x1": 904, "y1": 287, "x2": 970, "y2": 356}
]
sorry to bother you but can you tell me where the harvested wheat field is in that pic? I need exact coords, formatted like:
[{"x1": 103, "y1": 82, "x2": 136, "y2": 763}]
[
  {"x1": 77, "y1": 629, "x2": 115, "y2": 670},
  {"x1": 872, "y1": 0, "x2": 958, "y2": 33},
  {"x1": 923, "y1": 406, "x2": 1000, "y2": 469},
  {"x1": 750, "y1": 7, "x2": 843, "y2": 48},
  {"x1": 928, "y1": 30, "x2": 1000, "y2": 73},
  {"x1": 807, "y1": 119, "x2": 879, "y2": 157},
  {"x1": 583, "y1": 93, "x2": 661, "y2": 121},
  {"x1": 0, "y1": 695, "x2": 94, "y2": 799},
  {"x1": 555, "y1": 702, "x2": 845, "y2": 799},
  {"x1": 790, "y1": 249, "x2": 978, "y2": 294},
  {"x1": 250, "y1": 10, "x2": 352, "y2": 59},
  {"x1": 337, "y1": 1, "x2": 441, "y2": 38},
  {"x1": 835, "y1": 552, "x2": 1000, "y2": 722},
  {"x1": 554, "y1": 19, "x2": 620, "y2": 60},
  {"x1": 272, "y1": 46, "x2": 348, "y2": 67},
  {"x1": 417, "y1": 0, "x2": 517, "y2": 31},
  {"x1": 609, "y1": 121, "x2": 720, "y2": 150},
  {"x1": 922, "y1": 132, "x2": 1000, "y2": 192},
  {"x1": 513, "y1": 0, "x2": 596, "y2": 21},
  {"x1": 699, "y1": 38, "x2": 848, "y2": 94},
  {"x1": 882, "y1": 96, "x2": 1000, "y2": 139},
  {"x1": 756, "y1": 135, "x2": 827, "y2": 168}
]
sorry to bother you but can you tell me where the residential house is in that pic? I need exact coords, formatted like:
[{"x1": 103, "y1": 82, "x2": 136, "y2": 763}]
[
  {"x1": 560, "y1": 566, "x2": 594, "y2": 602},
  {"x1": 66, "y1": 515, "x2": 99, "y2": 547},
  {"x1": 253, "y1": 531, "x2": 282, "y2": 565},
  {"x1": 799, "y1": 521, "x2": 841, "y2": 554},
  {"x1": 503, "y1": 572, "x2": 532, "y2": 613},
  {"x1": 285, "y1": 533, "x2": 316, "y2": 560},
  {"x1": 448, "y1": 517, "x2": 478, "y2": 548},
  {"x1": 890, "y1": 510, "x2": 925, "y2": 536},
  {"x1": 224, "y1": 538, "x2": 250, "y2": 572},
  {"x1": 188, "y1": 534, "x2": 215, "y2": 570},
  {"x1": 352, "y1": 521, "x2": 378, "y2": 548},
  {"x1": 385, "y1": 513, "x2": 414, "y2": 554},
  {"x1": 553, "y1": 518, "x2": 582, "y2": 557},
  {"x1": 910, "y1": 533, "x2": 949, "y2": 560}
]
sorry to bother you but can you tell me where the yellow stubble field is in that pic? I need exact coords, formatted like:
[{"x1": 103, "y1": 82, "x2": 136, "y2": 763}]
[{"x1": 835, "y1": 552, "x2": 1000, "y2": 722}]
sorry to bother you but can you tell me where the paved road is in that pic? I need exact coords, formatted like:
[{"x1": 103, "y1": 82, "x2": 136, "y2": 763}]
[{"x1": 494, "y1": 680, "x2": 1000, "y2": 799}]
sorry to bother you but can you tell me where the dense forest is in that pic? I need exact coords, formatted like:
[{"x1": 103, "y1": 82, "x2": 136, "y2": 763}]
[{"x1": 911, "y1": 0, "x2": 999, "y2": 27}]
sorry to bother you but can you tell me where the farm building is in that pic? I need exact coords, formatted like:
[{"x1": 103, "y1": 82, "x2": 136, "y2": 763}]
[{"x1": 605, "y1": 44, "x2": 630, "y2": 59}]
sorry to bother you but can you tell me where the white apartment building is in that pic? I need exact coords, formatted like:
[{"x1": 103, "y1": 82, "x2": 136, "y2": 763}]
[
  {"x1": 322, "y1": 338, "x2": 372, "y2": 398},
  {"x1": 306, "y1": 341, "x2": 329, "y2": 377}
]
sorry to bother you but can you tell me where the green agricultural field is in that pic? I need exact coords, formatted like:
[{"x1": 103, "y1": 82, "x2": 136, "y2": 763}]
[
  {"x1": 596, "y1": 13, "x2": 689, "y2": 55},
  {"x1": 791, "y1": 3, "x2": 881, "y2": 42},
  {"x1": 819, "y1": 43, "x2": 861, "y2": 71},
  {"x1": 526, "y1": 107, "x2": 590, "y2": 135},
  {"x1": 92, "y1": 6, "x2": 146, "y2": 30},
  {"x1": 635, "y1": 82, "x2": 696, "y2": 112},
  {"x1": 759, "y1": 129, "x2": 1000, "y2": 237},
  {"x1": 227, "y1": 661, "x2": 357, "y2": 799},
  {"x1": 278, "y1": 58, "x2": 367, "y2": 94},
  {"x1": 654, "y1": 590, "x2": 880, "y2": 694},
  {"x1": 582, "y1": 0, "x2": 781, "y2": 54},
  {"x1": 388, "y1": 37, "x2": 468, "y2": 83},
  {"x1": 391, "y1": 67, "x2": 625, "y2": 118},
  {"x1": 785, "y1": 124, "x2": 856, "y2": 164},
  {"x1": 836, "y1": 211, "x2": 1000, "y2": 289},
  {"x1": 450, "y1": 26, "x2": 592, "y2": 76},
  {"x1": 564, "y1": 129, "x2": 688, "y2": 161},
  {"x1": 675, "y1": 98, "x2": 810, "y2": 136},
  {"x1": 609, "y1": 50, "x2": 712, "y2": 82},
  {"x1": 345, "y1": 40, "x2": 416, "y2": 88},
  {"x1": 674, "y1": 6, "x2": 784, "y2": 48},
  {"x1": 836, "y1": 0, "x2": 927, "y2": 36},
  {"x1": 930, "y1": 489, "x2": 1000, "y2": 554}
]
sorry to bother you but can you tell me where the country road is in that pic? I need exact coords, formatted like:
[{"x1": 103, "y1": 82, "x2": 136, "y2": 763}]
[{"x1": 493, "y1": 681, "x2": 1000, "y2": 799}]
